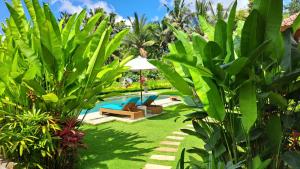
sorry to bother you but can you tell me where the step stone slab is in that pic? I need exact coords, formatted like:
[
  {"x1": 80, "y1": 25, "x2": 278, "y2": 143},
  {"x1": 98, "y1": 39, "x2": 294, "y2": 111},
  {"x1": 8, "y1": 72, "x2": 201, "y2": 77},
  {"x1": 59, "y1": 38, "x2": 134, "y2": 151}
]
[
  {"x1": 172, "y1": 131, "x2": 188, "y2": 136},
  {"x1": 160, "y1": 141, "x2": 180, "y2": 146},
  {"x1": 144, "y1": 163, "x2": 172, "y2": 169},
  {"x1": 166, "y1": 136, "x2": 184, "y2": 141},
  {"x1": 155, "y1": 147, "x2": 178, "y2": 152},
  {"x1": 150, "y1": 155, "x2": 176, "y2": 161}
]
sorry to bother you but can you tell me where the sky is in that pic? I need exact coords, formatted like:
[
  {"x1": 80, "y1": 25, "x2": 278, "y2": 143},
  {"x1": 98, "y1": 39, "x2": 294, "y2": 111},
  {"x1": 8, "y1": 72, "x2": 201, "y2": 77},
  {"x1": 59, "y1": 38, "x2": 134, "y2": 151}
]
[{"x1": 0, "y1": 0, "x2": 292, "y2": 32}]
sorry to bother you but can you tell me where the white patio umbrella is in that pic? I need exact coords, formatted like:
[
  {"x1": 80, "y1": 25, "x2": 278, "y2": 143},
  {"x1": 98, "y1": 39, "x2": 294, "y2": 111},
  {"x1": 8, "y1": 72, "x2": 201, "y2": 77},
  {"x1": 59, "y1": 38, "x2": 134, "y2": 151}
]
[{"x1": 125, "y1": 56, "x2": 157, "y2": 102}]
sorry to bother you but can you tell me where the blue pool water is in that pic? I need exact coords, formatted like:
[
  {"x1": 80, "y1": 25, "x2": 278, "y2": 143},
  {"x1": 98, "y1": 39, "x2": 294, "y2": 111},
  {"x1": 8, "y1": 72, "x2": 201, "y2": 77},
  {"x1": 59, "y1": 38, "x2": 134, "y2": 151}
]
[{"x1": 80, "y1": 94, "x2": 168, "y2": 115}]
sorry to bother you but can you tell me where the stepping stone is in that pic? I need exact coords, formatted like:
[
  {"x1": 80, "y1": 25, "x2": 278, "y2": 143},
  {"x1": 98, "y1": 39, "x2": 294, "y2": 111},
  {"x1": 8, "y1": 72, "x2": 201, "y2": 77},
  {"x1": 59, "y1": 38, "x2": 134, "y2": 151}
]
[
  {"x1": 166, "y1": 136, "x2": 184, "y2": 141},
  {"x1": 186, "y1": 124, "x2": 193, "y2": 128},
  {"x1": 144, "y1": 163, "x2": 171, "y2": 169},
  {"x1": 160, "y1": 141, "x2": 180, "y2": 146},
  {"x1": 155, "y1": 147, "x2": 178, "y2": 152},
  {"x1": 150, "y1": 155, "x2": 176, "y2": 161},
  {"x1": 172, "y1": 131, "x2": 188, "y2": 136}
]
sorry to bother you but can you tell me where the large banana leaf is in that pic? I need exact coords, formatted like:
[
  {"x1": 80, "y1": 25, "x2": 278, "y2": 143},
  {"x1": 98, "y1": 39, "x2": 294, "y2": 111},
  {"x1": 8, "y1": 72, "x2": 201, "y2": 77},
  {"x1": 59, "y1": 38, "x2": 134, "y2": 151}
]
[
  {"x1": 167, "y1": 23, "x2": 195, "y2": 63},
  {"x1": 239, "y1": 81, "x2": 257, "y2": 133},
  {"x1": 75, "y1": 13, "x2": 102, "y2": 44},
  {"x1": 223, "y1": 57, "x2": 248, "y2": 75},
  {"x1": 164, "y1": 54, "x2": 213, "y2": 77},
  {"x1": 149, "y1": 60, "x2": 193, "y2": 96},
  {"x1": 105, "y1": 29, "x2": 130, "y2": 63},
  {"x1": 253, "y1": 0, "x2": 283, "y2": 60},
  {"x1": 86, "y1": 29, "x2": 109, "y2": 84},
  {"x1": 225, "y1": 0, "x2": 237, "y2": 63},
  {"x1": 198, "y1": 16, "x2": 214, "y2": 40},
  {"x1": 265, "y1": 116, "x2": 283, "y2": 153},
  {"x1": 7, "y1": 1, "x2": 28, "y2": 40},
  {"x1": 192, "y1": 33, "x2": 207, "y2": 65},
  {"x1": 214, "y1": 19, "x2": 227, "y2": 60},
  {"x1": 190, "y1": 69, "x2": 225, "y2": 121},
  {"x1": 61, "y1": 14, "x2": 77, "y2": 47},
  {"x1": 281, "y1": 29, "x2": 293, "y2": 72},
  {"x1": 241, "y1": 10, "x2": 264, "y2": 58}
]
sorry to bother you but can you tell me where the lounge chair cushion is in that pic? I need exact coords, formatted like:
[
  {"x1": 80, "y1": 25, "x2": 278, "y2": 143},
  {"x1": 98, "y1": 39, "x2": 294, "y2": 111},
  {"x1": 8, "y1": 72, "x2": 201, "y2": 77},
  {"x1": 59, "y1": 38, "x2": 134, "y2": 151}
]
[
  {"x1": 101, "y1": 104, "x2": 124, "y2": 110},
  {"x1": 100, "y1": 97, "x2": 140, "y2": 110},
  {"x1": 136, "y1": 95, "x2": 158, "y2": 106}
]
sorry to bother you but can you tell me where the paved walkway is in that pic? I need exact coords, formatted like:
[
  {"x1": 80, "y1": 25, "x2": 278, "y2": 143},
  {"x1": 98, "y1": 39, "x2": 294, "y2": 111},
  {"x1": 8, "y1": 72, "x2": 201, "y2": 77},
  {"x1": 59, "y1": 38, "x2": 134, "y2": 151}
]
[{"x1": 143, "y1": 124, "x2": 193, "y2": 169}]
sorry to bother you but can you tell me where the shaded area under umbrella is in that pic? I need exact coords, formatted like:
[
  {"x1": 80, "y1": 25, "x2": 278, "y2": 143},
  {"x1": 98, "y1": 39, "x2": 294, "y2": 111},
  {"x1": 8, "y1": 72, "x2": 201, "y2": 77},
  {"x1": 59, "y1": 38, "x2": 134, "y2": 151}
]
[{"x1": 125, "y1": 56, "x2": 157, "y2": 102}]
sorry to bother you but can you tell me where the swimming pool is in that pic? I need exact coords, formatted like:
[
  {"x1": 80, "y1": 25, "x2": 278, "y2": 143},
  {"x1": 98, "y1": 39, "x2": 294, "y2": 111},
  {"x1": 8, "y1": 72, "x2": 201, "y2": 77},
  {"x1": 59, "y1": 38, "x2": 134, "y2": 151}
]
[{"x1": 80, "y1": 94, "x2": 169, "y2": 115}]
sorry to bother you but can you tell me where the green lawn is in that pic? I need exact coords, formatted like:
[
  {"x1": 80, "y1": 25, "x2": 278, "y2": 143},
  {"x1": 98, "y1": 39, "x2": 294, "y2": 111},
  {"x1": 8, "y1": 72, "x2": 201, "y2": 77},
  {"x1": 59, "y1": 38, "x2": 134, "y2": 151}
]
[{"x1": 77, "y1": 104, "x2": 203, "y2": 169}]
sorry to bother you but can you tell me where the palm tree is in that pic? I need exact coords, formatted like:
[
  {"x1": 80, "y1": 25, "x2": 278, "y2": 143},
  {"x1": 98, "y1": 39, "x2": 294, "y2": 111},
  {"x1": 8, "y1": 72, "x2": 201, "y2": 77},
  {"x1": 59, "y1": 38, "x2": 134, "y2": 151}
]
[
  {"x1": 195, "y1": 1, "x2": 231, "y2": 23},
  {"x1": 195, "y1": 0, "x2": 211, "y2": 20},
  {"x1": 285, "y1": 0, "x2": 300, "y2": 15},
  {"x1": 123, "y1": 13, "x2": 155, "y2": 57},
  {"x1": 163, "y1": 0, "x2": 193, "y2": 31}
]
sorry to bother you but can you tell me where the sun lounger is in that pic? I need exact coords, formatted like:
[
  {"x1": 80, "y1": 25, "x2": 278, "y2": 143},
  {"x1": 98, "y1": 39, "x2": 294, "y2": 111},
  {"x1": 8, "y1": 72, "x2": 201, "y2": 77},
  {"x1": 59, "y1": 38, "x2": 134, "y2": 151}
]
[
  {"x1": 137, "y1": 95, "x2": 163, "y2": 114},
  {"x1": 100, "y1": 97, "x2": 144, "y2": 119},
  {"x1": 136, "y1": 95, "x2": 159, "y2": 106}
]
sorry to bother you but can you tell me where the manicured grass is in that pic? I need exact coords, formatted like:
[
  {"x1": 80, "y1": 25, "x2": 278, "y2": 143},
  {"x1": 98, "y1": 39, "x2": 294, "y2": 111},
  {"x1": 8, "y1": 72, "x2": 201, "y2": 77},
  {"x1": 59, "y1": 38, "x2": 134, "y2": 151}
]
[{"x1": 77, "y1": 104, "x2": 203, "y2": 169}]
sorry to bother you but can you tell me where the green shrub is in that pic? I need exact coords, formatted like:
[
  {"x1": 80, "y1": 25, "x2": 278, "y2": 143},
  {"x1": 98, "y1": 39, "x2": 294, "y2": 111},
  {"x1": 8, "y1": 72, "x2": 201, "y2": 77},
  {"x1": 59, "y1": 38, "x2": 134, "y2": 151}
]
[
  {"x1": 103, "y1": 79, "x2": 172, "y2": 93},
  {"x1": 0, "y1": 108, "x2": 60, "y2": 168}
]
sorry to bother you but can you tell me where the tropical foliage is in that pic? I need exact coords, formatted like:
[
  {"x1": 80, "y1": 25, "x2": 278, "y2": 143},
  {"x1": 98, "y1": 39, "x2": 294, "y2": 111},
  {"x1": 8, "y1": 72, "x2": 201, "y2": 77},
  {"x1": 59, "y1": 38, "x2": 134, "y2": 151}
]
[
  {"x1": 123, "y1": 13, "x2": 156, "y2": 58},
  {"x1": 0, "y1": 0, "x2": 129, "y2": 168},
  {"x1": 151, "y1": 0, "x2": 300, "y2": 168},
  {"x1": 285, "y1": 0, "x2": 300, "y2": 15}
]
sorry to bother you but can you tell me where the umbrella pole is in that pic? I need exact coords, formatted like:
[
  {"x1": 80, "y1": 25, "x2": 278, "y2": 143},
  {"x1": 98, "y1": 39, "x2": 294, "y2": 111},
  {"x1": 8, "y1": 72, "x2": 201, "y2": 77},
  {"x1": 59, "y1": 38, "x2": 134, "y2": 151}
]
[{"x1": 140, "y1": 70, "x2": 143, "y2": 103}]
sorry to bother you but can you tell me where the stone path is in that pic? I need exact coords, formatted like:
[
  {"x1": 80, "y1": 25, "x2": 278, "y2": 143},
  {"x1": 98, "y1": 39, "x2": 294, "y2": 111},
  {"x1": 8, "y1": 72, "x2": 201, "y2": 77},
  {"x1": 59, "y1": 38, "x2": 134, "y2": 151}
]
[
  {"x1": 160, "y1": 141, "x2": 180, "y2": 146},
  {"x1": 143, "y1": 124, "x2": 193, "y2": 169},
  {"x1": 150, "y1": 155, "x2": 176, "y2": 161},
  {"x1": 155, "y1": 147, "x2": 178, "y2": 153},
  {"x1": 172, "y1": 131, "x2": 188, "y2": 136},
  {"x1": 186, "y1": 124, "x2": 193, "y2": 128}
]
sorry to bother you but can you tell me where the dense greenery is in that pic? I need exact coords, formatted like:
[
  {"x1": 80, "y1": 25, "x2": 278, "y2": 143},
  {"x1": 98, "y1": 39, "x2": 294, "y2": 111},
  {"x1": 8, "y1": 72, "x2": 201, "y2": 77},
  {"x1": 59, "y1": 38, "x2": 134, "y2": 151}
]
[
  {"x1": 0, "y1": 0, "x2": 128, "y2": 168},
  {"x1": 285, "y1": 0, "x2": 300, "y2": 15},
  {"x1": 103, "y1": 80, "x2": 171, "y2": 93},
  {"x1": 152, "y1": 0, "x2": 300, "y2": 168}
]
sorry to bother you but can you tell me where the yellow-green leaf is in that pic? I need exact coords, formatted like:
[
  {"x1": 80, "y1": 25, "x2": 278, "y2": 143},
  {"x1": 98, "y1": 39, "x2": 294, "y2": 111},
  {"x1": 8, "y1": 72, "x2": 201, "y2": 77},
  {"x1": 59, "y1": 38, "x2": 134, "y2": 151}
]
[{"x1": 42, "y1": 93, "x2": 58, "y2": 103}]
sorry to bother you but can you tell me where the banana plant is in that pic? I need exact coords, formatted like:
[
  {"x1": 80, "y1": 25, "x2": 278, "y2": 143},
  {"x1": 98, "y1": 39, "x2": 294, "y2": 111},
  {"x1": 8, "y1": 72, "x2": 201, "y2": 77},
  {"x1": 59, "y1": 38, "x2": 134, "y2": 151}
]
[
  {"x1": 151, "y1": 0, "x2": 300, "y2": 168},
  {"x1": 0, "y1": 0, "x2": 129, "y2": 119},
  {"x1": 0, "y1": 0, "x2": 129, "y2": 168}
]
